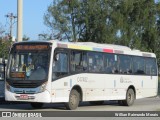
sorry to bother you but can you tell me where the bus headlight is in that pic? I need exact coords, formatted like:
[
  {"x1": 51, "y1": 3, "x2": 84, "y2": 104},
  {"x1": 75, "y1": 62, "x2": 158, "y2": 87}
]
[
  {"x1": 6, "y1": 82, "x2": 11, "y2": 91},
  {"x1": 39, "y1": 82, "x2": 47, "y2": 92}
]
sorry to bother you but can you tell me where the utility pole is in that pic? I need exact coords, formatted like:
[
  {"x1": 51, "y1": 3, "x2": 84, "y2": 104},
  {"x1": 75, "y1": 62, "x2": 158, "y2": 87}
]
[
  {"x1": 5, "y1": 13, "x2": 17, "y2": 39},
  {"x1": 17, "y1": 0, "x2": 23, "y2": 42}
]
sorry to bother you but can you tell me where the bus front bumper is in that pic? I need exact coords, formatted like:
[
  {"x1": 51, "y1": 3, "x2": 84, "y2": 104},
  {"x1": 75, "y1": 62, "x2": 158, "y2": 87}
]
[{"x1": 5, "y1": 90, "x2": 51, "y2": 103}]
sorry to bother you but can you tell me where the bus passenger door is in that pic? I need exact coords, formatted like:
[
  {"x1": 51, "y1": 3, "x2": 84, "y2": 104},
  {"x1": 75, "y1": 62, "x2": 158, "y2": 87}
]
[{"x1": 51, "y1": 48, "x2": 69, "y2": 102}]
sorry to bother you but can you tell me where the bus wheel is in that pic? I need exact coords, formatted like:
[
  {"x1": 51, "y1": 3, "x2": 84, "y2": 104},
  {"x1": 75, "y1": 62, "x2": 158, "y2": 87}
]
[
  {"x1": 89, "y1": 101, "x2": 104, "y2": 105},
  {"x1": 30, "y1": 103, "x2": 44, "y2": 109},
  {"x1": 123, "y1": 89, "x2": 135, "y2": 106},
  {"x1": 65, "y1": 89, "x2": 80, "y2": 110}
]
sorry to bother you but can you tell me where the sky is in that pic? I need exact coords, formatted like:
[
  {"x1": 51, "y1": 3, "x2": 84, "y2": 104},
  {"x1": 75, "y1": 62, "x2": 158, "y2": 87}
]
[{"x1": 0, "y1": 0, "x2": 52, "y2": 40}]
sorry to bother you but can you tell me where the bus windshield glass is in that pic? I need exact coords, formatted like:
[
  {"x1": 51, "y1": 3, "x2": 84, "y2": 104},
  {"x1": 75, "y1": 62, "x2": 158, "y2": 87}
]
[{"x1": 8, "y1": 44, "x2": 51, "y2": 80}]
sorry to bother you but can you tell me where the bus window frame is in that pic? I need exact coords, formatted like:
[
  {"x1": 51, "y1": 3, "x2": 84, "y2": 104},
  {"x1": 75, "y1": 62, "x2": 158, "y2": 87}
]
[
  {"x1": 118, "y1": 54, "x2": 133, "y2": 74},
  {"x1": 87, "y1": 51, "x2": 105, "y2": 73},
  {"x1": 145, "y1": 57, "x2": 157, "y2": 76}
]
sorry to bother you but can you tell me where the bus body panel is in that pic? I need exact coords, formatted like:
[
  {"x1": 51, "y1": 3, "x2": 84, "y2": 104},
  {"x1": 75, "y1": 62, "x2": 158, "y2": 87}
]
[{"x1": 51, "y1": 73, "x2": 158, "y2": 102}]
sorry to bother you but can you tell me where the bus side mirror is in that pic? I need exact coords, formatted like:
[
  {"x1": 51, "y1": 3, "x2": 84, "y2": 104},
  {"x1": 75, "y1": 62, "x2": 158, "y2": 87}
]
[{"x1": 54, "y1": 54, "x2": 59, "y2": 61}]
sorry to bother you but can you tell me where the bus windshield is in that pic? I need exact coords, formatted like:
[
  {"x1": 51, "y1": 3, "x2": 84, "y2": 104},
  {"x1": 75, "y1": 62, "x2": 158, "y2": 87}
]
[{"x1": 8, "y1": 44, "x2": 51, "y2": 81}]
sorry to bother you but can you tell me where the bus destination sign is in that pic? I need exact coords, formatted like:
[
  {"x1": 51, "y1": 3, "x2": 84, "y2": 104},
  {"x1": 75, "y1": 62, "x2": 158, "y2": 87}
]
[
  {"x1": 15, "y1": 45, "x2": 49, "y2": 51},
  {"x1": 11, "y1": 72, "x2": 25, "y2": 78}
]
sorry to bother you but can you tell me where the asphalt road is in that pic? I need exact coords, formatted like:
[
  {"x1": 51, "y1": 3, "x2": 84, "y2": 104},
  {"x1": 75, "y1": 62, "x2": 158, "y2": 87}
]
[{"x1": 0, "y1": 97, "x2": 159, "y2": 111}]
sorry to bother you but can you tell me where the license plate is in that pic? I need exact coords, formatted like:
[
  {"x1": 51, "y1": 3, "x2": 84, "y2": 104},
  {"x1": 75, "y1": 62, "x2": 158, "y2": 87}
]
[{"x1": 19, "y1": 94, "x2": 28, "y2": 100}]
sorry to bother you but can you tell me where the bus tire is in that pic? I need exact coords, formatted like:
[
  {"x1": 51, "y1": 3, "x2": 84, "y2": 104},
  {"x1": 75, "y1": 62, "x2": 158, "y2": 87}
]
[
  {"x1": 65, "y1": 89, "x2": 80, "y2": 110},
  {"x1": 30, "y1": 103, "x2": 43, "y2": 109},
  {"x1": 89, "y1": 101, "x2": 104, "y2": 105},
  {"x1": 123, "y1": 89, "x2": 135, "y2": 106}
]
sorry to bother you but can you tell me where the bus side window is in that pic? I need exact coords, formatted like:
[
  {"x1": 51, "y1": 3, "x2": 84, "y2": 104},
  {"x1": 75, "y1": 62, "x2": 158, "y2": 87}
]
[
  {"x1": 82, "y1": 52, "x2": 88, "y2": 71},
  {"x1": 119, "y1": 55, "x2": 132, "y2": 74},
  {"x1": 70, "y1": 51, "x2": 88, "y2": 72},
  {"x1": 88, "y1": 52, "x2": 104, "y2": 73},
  {"x1": 88, "y1": 57, "x2": 93, "y2": 71},
  {"x1": 145, "y1": 58, "x2": 157, "y2": 76},
  {"x1": 52, "y1": 52, "x2": 68, "y2": 80},
  {"x1": 133, "y1": 56, "x2": 145, "y2": 74},
  {"x1": 104, "y1": 54, "x2": 114, "y2": 74}
]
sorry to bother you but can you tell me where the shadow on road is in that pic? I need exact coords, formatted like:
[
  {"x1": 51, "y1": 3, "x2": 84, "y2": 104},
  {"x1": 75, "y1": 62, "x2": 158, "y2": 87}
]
[{"x1": 0, "y1": 101, "x2": 121, "y2": 111}]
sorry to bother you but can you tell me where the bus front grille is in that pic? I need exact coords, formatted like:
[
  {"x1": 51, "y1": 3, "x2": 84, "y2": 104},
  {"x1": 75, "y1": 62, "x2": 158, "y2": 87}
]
[
  {"x1": 12, "y1": 83, "x2": 39, "y2": 88},
  {"x1": 7, "y1": 80, "x2": 44, "y2": 88}
]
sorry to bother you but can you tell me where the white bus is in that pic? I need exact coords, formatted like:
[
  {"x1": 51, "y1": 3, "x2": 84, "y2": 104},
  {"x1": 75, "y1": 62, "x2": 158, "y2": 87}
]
[{"x1": 5, "y1": 40, "x2": 158, "y2": 110}]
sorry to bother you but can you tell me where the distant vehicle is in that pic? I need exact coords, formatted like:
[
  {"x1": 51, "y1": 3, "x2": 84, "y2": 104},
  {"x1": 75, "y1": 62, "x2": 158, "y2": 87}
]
[
  {"x1": 5, "y1": 40, "x2": 158, "y2": 110},
  {"x1": 0, "y1": 63, "x2": 5, "y2": 99}
]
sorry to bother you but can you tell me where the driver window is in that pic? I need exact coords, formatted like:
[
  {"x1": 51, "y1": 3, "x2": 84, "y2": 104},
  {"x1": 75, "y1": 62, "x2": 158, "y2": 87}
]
[{"x1": 52, "y1": 52, "x2": 68, "y2": 80}]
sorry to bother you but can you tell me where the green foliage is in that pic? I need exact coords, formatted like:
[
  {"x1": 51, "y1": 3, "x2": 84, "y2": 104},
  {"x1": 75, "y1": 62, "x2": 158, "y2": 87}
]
[
  {"x1": 44, "y1": 0, "x2": 160, "y2": 67},
  {"x1": 0, "y1": 23, "x2": 11, "y2": 59},
  {"x1": 0, "y1": 38, "x2": 12, "y2": 59}
]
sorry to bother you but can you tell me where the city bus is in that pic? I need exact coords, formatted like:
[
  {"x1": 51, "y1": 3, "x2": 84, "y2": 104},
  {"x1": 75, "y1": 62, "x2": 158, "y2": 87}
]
[{"x1": 5, "y1": 40, "x2": 158, "y2": 110}]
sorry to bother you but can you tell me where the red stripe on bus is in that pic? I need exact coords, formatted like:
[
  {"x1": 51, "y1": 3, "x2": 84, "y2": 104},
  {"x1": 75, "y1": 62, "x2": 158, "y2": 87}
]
[{"x1": 103, "y1": 49, "x2": 113, "y2": 53}]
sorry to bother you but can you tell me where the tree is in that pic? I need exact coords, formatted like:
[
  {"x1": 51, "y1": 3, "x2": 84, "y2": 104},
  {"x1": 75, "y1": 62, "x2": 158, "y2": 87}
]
[
  {"x1": 0, "y1": 23, "x2": 12, "y2": 59},
  {"x1": 44, "y1": 0, "x2": 119, "y2": 43},
  {"x1": 44, "y1": 0, "x2": 160, "y2": 51},
  {"x1": 0, "y1": 39, "x2": 12, "y2": 59},
  {"x1": 155, "y1": 1, "x2": 160, "y2": 67},
  {"x1": 44, "y1": 0, "x2": 73, "y2": 41},
  {"x1": 44, "y1": 0, "x2": 160, "y2": 66}
]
